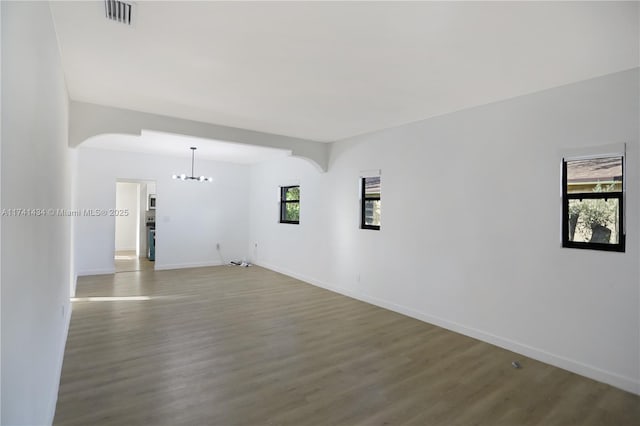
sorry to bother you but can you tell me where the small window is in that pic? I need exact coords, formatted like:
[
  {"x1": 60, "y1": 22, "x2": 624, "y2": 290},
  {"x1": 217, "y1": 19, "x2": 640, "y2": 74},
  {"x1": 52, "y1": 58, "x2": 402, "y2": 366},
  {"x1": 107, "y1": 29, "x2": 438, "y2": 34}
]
[
  {"x1": 562, "y1": 156, "x2": 624, "y2": 252},
  {"x1": 280, "y1": 186, "x2": 300, "y2": 224},
  {"x1": 361, "y1": 176, "x2": 381, "y2": 230}
]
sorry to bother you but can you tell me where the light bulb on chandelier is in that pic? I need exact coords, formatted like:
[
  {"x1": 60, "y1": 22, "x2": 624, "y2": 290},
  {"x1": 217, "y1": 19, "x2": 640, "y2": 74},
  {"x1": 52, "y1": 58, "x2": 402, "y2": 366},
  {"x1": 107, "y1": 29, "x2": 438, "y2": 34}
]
[{"x1": 172, "y1": 147, "x2": 213, "y2": 182}]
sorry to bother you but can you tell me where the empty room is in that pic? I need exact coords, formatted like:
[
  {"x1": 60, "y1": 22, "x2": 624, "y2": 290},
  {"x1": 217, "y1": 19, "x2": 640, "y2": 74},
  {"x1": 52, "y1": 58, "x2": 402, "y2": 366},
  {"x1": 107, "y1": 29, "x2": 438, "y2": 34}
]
[{"x1": 1, "y1": 1, "x2": 639, "y2": 425}]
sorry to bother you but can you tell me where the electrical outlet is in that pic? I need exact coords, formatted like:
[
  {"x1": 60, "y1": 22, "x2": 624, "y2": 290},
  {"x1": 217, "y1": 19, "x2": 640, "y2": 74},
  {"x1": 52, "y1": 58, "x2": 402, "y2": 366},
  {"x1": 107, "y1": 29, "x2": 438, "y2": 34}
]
[
  {"x1": 216, "y1": 243, "x2": 220, "y2": 250},
  {"x1": 356, "y1": 273, "x2": 361, "y2": 283}
]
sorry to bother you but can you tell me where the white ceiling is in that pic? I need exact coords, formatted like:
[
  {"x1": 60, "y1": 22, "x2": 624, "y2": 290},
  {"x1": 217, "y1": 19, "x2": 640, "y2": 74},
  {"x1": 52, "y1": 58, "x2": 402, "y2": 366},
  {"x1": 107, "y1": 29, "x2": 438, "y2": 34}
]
[
  {"x1": 81, "y1": 131, "x2": 292, "y2": 164},
  {"x1": 51, "y1": 1, "x2": 639, "y2": 142}
]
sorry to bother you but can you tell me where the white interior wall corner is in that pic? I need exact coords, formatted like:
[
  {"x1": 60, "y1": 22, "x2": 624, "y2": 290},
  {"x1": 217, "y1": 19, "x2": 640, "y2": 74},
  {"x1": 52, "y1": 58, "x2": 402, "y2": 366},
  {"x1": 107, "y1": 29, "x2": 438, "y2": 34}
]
[
  {"x1": 1, "y1": 2, "x2": 74, "y2": 424},
  {"x1": 248, "y1": 68, "x2": 640, "y2": 395}
]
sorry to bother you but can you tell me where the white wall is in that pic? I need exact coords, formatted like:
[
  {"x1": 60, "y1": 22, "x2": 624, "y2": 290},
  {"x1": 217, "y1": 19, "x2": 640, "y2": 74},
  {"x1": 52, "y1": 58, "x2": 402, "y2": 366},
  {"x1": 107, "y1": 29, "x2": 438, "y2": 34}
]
[
  {"x1": 69, "y1": 149, "x2": 78, "y2": 297},
  {"x1": 1, "y1": 4, "x2": 4, "y2": 421},
  {"x1": 249, "y1": 69, "x2": 640, "y2": 394},
  {"x1": 75, "y1": 147, "x2": 250, "y2": 274},
  {"x1": 0, "y1": 2, "x2": 4, "y2": 424},
  {"x1": 115, "y1": 182, "x2": 139, "y2": 252},
  {"x1": 1, "y1": 2, "x2": 73, "y2": 424}
]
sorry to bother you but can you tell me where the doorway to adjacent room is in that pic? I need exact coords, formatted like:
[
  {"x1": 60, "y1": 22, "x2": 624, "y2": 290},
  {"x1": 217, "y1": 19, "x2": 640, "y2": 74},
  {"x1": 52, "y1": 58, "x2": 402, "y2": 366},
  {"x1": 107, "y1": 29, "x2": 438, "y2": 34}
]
[{"x1": 114, "y1": 179, "x2": 156, "y2": 273}]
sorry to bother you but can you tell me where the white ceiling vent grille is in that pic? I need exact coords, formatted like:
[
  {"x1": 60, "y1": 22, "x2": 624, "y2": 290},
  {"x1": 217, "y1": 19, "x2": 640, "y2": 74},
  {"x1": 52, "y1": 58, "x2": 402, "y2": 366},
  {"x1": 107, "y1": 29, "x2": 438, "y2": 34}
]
[{"x1": 104, "y1": 0, "x2": 133, "y2": 25}]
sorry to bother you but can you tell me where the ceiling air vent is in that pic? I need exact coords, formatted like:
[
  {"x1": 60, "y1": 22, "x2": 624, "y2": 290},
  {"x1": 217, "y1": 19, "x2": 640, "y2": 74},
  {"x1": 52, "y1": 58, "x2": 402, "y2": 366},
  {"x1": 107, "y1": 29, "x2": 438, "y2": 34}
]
[{"x1": 104, "y1": 0, "x2": 133, "y2": 25}]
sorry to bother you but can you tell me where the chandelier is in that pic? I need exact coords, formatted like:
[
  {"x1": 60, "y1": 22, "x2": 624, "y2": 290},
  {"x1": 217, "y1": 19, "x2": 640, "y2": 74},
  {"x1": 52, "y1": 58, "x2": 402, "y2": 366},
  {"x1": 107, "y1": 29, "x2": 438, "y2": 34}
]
[{"x1": 172, "y1": 147, "x2": 213, "y2": 182}]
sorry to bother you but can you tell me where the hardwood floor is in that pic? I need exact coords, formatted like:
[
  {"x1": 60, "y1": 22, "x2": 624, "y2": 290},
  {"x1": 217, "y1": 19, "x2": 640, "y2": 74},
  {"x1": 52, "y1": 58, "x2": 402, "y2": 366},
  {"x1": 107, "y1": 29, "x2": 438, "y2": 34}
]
[{"x1": 55, "y1": 266, "x2": 639, "y2": 425}]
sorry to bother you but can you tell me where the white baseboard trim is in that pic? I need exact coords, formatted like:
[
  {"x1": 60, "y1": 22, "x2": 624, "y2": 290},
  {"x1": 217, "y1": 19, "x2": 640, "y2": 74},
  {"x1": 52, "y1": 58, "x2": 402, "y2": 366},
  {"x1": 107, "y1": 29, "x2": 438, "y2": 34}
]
[
  {"x1": 154, "y1": 260, "x2": 225, "y2": 271},
  {"x1": 255, "y1": 261, "x2": 640, "y2": 395},
  {"x1": 77, "y1": 268, "x2": 115, "y2": 276},
  {"x1": 48, "y1": 299, "x2": 72, "y2": 425}
]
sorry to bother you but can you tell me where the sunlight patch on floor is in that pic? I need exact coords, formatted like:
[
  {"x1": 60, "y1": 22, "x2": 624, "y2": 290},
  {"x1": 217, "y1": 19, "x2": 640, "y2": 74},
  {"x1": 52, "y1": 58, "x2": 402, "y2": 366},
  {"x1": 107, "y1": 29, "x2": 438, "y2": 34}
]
[{"x1": 71, "y1": 296, "x2": 151, "y2": 302}]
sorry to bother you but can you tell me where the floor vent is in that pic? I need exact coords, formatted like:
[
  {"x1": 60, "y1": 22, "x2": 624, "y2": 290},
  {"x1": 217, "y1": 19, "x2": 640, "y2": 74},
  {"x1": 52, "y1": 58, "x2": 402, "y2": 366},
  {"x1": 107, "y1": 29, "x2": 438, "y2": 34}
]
[{"x1": 104, "y1": 0, "x2": 133, "y2": 25}]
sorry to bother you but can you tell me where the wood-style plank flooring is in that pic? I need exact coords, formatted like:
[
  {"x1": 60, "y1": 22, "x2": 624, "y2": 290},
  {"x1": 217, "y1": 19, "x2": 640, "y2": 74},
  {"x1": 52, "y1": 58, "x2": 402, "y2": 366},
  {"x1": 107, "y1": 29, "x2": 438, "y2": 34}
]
[{"x1": 55, "y1": 266, "x2": 640, "y2": 425}]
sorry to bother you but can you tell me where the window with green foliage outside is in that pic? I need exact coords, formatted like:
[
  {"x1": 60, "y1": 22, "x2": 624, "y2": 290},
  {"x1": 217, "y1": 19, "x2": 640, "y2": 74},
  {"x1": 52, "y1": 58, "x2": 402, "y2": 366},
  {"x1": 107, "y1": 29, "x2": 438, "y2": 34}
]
[
  {"x1": 562, "y1": 156, "x2": 624, "y2": 252},
  {"x1": 280, "y1": 186, "x2": 300, "y2": 224}
]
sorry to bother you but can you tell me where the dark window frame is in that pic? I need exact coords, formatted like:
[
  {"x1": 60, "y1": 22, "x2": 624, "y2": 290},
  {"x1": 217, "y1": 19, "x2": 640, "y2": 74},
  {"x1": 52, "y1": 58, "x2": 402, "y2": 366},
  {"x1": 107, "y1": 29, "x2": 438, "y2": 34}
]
[
  {"x1": 361, "y1": 177, "x2": 380, "y2": 231},
  {"x1": 561, "y1": 157, "x2": 625, "y2": 252},
  {"x1": 280, "y1": 185, "x2": 300, "y2": 225}
]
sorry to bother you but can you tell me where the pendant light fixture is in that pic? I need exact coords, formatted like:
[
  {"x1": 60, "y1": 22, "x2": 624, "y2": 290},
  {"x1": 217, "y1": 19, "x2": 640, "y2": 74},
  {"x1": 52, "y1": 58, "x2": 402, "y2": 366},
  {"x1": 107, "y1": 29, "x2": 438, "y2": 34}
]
[{"x1": 172, "y1": 147, "x2": 213, "y2": 182}]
